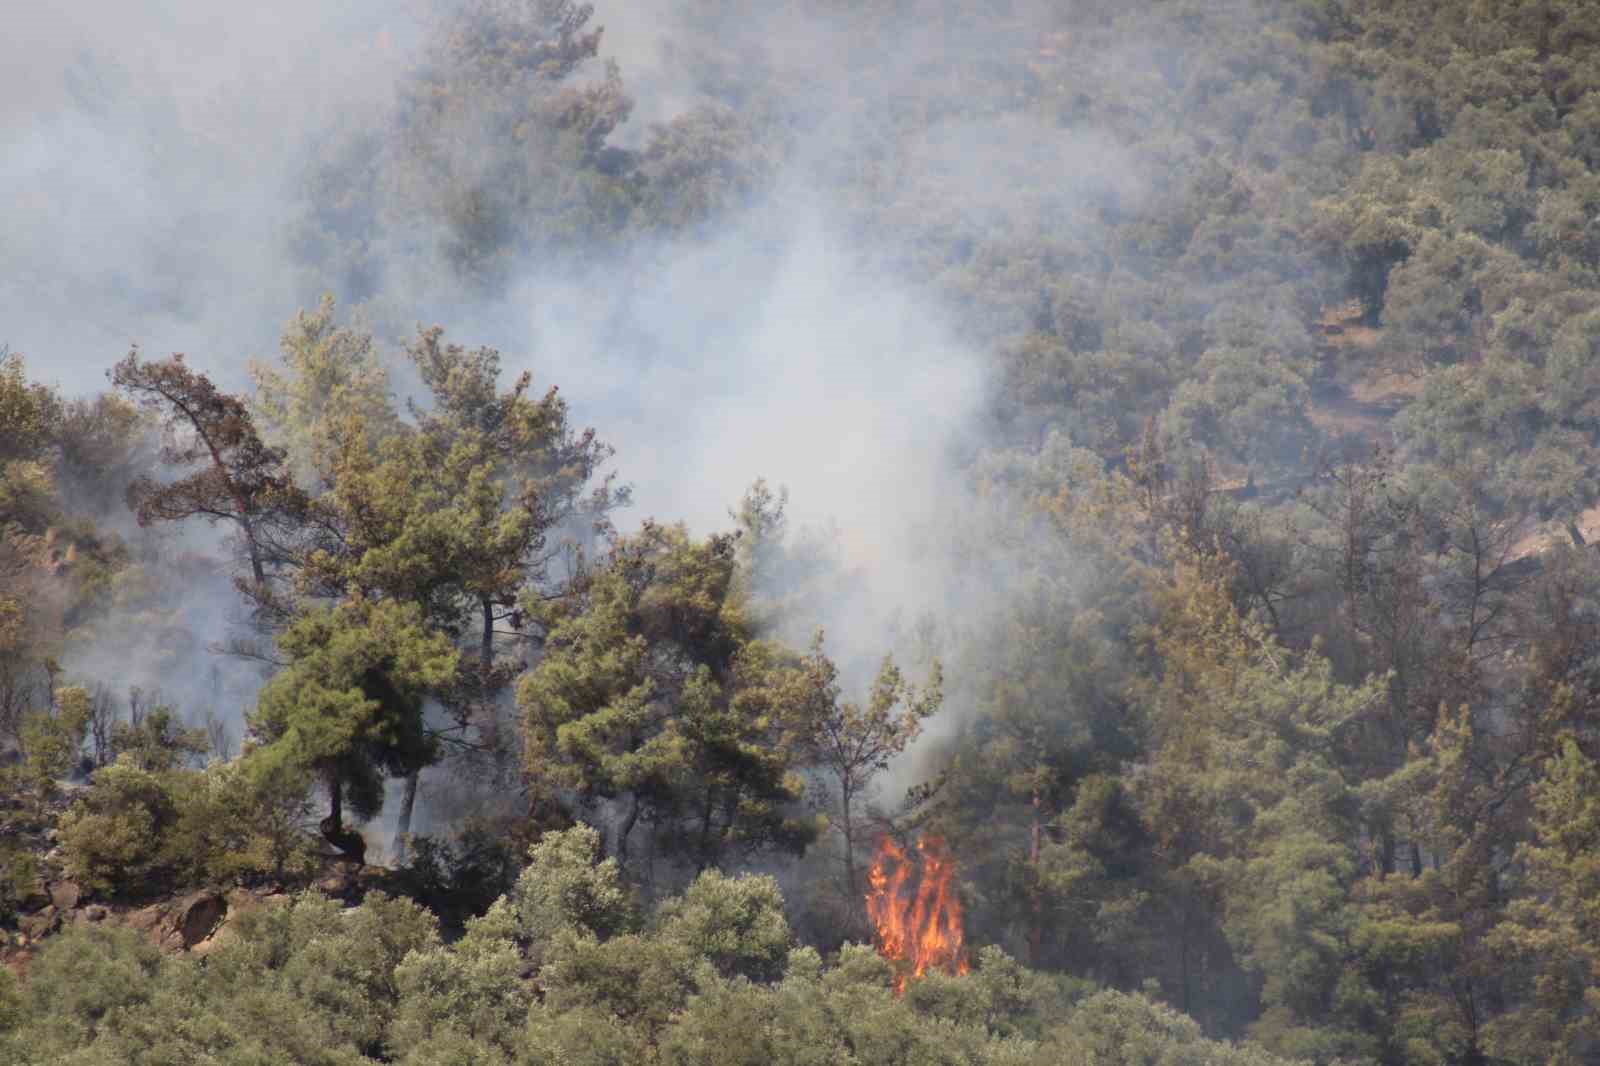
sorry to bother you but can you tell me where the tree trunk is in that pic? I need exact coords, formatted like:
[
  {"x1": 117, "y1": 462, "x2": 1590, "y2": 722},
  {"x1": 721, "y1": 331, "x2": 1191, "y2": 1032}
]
[
  {"x1": 241, "y1": 515, "x2": 266, "y2": 589},
  {"x1": 615, "y1": 795, "x2": 641, "y2": 866},
  {"x1": 842, "y1": 786, "x2": 857, "y2": 903},
  {"x1": 696, "y1": 790, "x2": 717, "y2": 873},
  {"x1": 1179, "y1": 911, "x2": 1192, "y2": 1015},
  {"x1": 1029, "y1": 788, "x2": 1043, "y2": 968},
  {"x1": 481, "y1": 597, "x2": 495, "y2": 674},
  {"x1": 327, "y1": 768, "x2": 342, "y2": 830},
  {"x1": 393, "y1": 771, "x2": 420, "y2": 864}
]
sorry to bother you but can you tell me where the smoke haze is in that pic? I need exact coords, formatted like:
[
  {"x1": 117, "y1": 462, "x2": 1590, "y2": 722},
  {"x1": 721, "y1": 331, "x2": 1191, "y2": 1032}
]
[{"x1": 5, "y1": 0, "x2": 1150, "y2": 809}]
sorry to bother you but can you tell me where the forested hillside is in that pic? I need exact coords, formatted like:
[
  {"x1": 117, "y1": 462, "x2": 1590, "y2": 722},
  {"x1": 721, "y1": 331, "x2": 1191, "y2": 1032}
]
[{"x1": 4, "y1": 1, "x2": 1600, "y2": 1064}]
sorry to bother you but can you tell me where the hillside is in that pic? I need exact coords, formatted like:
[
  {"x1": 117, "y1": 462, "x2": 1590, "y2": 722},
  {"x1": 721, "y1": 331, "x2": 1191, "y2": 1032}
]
[{"x1": 5, "y1": 1, "x2": 1600, "y2": 1064}]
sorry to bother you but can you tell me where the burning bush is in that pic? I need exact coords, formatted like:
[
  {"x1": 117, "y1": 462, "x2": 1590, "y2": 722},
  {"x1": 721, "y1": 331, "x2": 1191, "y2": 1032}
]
[{"x1": 864, "y1": 835, "x2": 968, "y2": 993}]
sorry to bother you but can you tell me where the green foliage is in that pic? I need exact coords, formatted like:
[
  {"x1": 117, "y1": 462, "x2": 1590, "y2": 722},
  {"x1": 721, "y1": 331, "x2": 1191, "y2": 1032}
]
[
  {"x1": 389, "y1": 927, "x2": 528, "y2": 1060},
  {"x1": 805, "y1": 632, "x2": 942, "y2": 913},
  {"x1": 903, "y1": 945, "x2": 1084, "y2": 1041},
  {"x1": 1162, "y1": 343, "x2": 1315, "y2": 483},
  {"x1": 0, "y1": 846, "x2": 39, "y2": 928},
  {"x1": 522, "y1": 1003, "x2": 652, "y2": 1066},
  {"x1": 274, "y1": 892, "x2": 441, "y2": 1053},
  {"x1": 1482, "y1": 737, "x2": 1600, "y2": 1064},
  {"x1": 57, "y1": 748, "x2": 318, "y2": 896},
  {"x1": 654, "y1": 869, "x2": 792, "y2": 984},
  {"x1": 245, "y1": 308, "x2": 622, "y2": 859},
  {"x1": 163, "y1": 758, "x2": 320, "y2": 884},
  {"x1": 16, "y1": 685, "x2": 89, "y2": 799},
  {"x1": 0, "y1": 836, "x2": 1323, "y2": 1066},
  {"x1": 250, "y1": 295, "x2": 396, "y2": 488},
  {"x1": 107, "y1": 704, "x2": 207, "y2": 773},
  {"x1": 0, "y1": 966, "x2": 18, "y2": 1036},
  {"x1": 0, "y1": 352, "x2": 60, "y2": 466},
  {"x1": 16, "y1": 1, "x2": 1600, "y2": 1062},
  {"x1": 248, "y1": 597, "x2": 457, "y2": 824},
  {"x1": 1, "y1": 892, "x2": 437, "y2": 1065},
  {"x1": 478, "y1": 824, "x2": 636, "y2": 954},
  {"x1": 519, "y1": 524, "x2": 822, "y2": 872},
  {"x1": 11, "y1": 925, "x2": 163, "y2": 1062},
  {"x1": 383, "y1": 0, "x2": 635, "y2": 281},
  {"x1": 56, "y1": 759, "x2": 179, "y2": 896},
  {"x1": 392, "y1": 823, "x2": 521, "y2": 921},
  {"x1": 1054, "y1": 989, "x2": 1304, "y2": 1066},
  {"x1": 635, "y1": 105, "x2": 786, "y2": 230}
]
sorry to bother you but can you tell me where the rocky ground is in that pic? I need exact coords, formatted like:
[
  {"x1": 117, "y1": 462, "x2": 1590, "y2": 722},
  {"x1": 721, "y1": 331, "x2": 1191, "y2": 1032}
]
[{"x1": 2, "y1": 787, "x2": 396, "y2": 977}]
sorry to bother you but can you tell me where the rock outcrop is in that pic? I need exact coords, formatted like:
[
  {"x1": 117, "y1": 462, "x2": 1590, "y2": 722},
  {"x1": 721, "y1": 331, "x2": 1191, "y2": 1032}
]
[{"x1": 3, "y1": 857, "x2": 396, "y2": 975}]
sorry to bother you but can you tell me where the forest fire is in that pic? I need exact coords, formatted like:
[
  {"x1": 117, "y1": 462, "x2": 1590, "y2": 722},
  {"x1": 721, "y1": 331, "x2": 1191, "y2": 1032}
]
[{"x1": 865, "y1": 835, "x2": 969, "y2": 993}]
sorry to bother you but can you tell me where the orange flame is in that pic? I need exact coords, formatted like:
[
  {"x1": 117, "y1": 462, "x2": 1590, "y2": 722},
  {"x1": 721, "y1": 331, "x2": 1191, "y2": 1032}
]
[{"x1": 865, "y1": 835, "x2": 969, "y2": 993}]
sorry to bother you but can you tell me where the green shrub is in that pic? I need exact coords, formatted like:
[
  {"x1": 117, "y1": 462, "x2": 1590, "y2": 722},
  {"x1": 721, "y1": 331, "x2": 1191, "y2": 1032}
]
[
  {"x1": 165, "y1": 759, "x2": 319, "y2": 885},
  {"x1": 0, "y1": 963, "x2": 20, "y2": 1034},
  {"x1": 15, "y1": 685, "x2": 90, "y2": 801},
  {"x1": 392, "y1": 821, "x2": 520, "y2": 923},
  {"x1": 0, "y1": 845, "x2": 40, "y2": 926},
  {"x1": 58, "y1": 754, "x2": 323, "y2": 897},
  {"x1": 13, "y1": 924, "x2": 163, "y2": 1060},
  {"x1": 56, "y1": 759, "x2": 178, "y2": 896}
]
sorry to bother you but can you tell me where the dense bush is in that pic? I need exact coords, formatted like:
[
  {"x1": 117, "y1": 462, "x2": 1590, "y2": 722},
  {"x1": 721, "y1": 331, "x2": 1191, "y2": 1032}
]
[
  {"x1": 56, "y1": 756, "x2": 319, "y2": 897},
  {"x1": 0, "y1": 830, "x2": 1306, "y2": 1066}
]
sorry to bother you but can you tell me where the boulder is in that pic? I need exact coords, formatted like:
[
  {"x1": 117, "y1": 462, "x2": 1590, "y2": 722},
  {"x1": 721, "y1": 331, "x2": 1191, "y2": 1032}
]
[
  {"x1": 189, "y1": 889, "x2": 290, "y2": 957},
  {"x1": 48, "y1": 880, "x2": 81, "y2": 910},
  {"x1": 316, "y1": 868, "x2": 357, "y2": 900},
  {"x1": 16, "y1": 880, "x2": 50, "y2": 914},
  {"x1": 19, "y1": 907, "x2": 59, "y2": 941},
  {"x1": 125, "y1": 904, "x2": 166, "y2": 933},
  {"x1": 173, "y1": 891, "x2": 227, "y2": 949}
]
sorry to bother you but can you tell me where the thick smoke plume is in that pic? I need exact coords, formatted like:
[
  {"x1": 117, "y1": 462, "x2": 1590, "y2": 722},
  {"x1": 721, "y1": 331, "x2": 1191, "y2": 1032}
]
[{"x1": 4, "y1": 0, "x2": 1146, "y2": 833}]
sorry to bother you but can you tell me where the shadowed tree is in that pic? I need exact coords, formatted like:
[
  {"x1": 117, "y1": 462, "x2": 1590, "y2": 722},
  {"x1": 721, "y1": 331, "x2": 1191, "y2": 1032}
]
[
  {"x1": 387, "y1": 0, "x2": 636, "y2": 282},
  {"x1": 801, "y1": 633, "x2": 942, "y2": 915},
  {"x1": 247, "y1": 598, "x2": 458, "y2": 851},
  {"x1": 112, "y1": 351, "x2": 309, "y2": 608},
  {"x1": 249, "y1": 295, "x2": 398, "y2": 491},
  {"x1": 244, "y1": 307, "x2": 624, "y2": 859},
  {"x1": 519, "y1": 523, "x2": 821, "y2": 875},
  {"x1": 358, "y1": 324, "x2": 624, "y2": 857}
]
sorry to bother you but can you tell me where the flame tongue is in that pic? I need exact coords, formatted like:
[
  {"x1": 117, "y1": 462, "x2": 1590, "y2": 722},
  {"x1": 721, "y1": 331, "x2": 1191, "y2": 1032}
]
[{"x1": 865, "y1": 835, "x2": 969, "y2": 992}]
